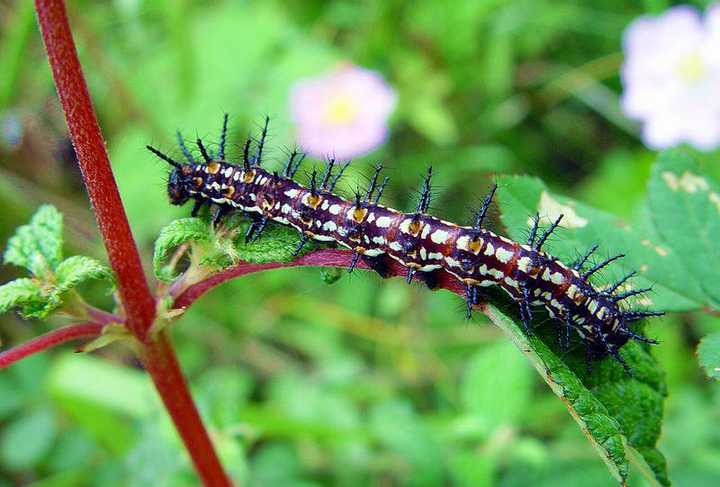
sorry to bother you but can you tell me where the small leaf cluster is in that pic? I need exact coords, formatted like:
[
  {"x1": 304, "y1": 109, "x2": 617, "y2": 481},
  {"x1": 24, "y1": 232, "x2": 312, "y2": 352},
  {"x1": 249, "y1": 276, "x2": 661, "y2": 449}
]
[
  {"x1": 0, "y1": 206, "x2": 113, "y2": 319},
  {"x1": 153, "y1": 214, "x2": 314, "y2": 282}
]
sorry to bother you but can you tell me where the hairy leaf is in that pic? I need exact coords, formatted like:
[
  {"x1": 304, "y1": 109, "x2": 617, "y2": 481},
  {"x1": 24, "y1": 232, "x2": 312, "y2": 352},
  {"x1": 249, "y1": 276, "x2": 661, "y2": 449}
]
[
  {"x1": 3, "y1": 205, "x2": 63, "y2": 278},
  {"x1": 153, "y1": 218, "x2": 212, "y2": 281},
  {"x1": 0, "y1": 278, "x2": 44, "y2": 317},
  {"x1": 55, "y1": 256, "x2": 113, "y2": 295}
]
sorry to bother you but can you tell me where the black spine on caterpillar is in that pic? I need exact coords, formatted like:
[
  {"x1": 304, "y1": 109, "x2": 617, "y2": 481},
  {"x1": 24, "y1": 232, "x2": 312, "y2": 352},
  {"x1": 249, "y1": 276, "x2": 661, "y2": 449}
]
[{"x1": 148, "y1": 115, "x2": 663, "y2": 373}]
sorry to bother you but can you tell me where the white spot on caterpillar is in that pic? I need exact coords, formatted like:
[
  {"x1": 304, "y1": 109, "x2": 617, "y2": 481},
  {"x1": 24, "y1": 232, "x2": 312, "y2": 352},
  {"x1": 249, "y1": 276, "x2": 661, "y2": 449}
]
[
  {"x1": 364, "y1": 248, "x2": 384, "y2": 257},
  {"x1": 428, "y1": 252, "x2": 444, "y2": 260},
  {"x1": 504, "y1": 276, "x2": 519, "y2": 289},
  {"x1": 233, "y1": 172, "x2": 240, "y2": 181},
  {"x1": 542, "y1": 291, "x2": 552, "y2": 300},
  {"x1": 281, "y1": 204, "x2": 292, "y2": 214},
  {"x1": 337, "y1": 228, "x2": 347, "y2": 237},
  {"x1": 249, "y1": 193, "x2": 256, "y2": 201},
  {"x1": 329, "y1": 204, "x2": 342, "y2": 215},
  {"x1": 430, "y1": 229, "x2": 449, "y2": 244},
  {"x1": 323, "y1": 221, "x2": 337, "y2": 231},
  {"x1": 566, "y1": 285, "x2": 578, "y2": 299},
  {"x1": 479, "y1": 280, "x2": 495, "y2": 287},
  {"x1": 313, "y1": 235, "x2": 336, "y2": 242},
  {"x1": 376, "y1": 216, "x2": 392, "y2": 228},
  {"x1": 456, "y1": 235, "x2": 470, "y2": 250},
  {"x1": 399, "y1": 219, "x2": 411, "y2": 233},
  {"x1": 541, "y1": 267, "x2": 552, "y2": 281},
  {"x1": 596, "y1": 307, "x2": 607, "y2": 320},
  {"x1": 484, "y1": 242, "x2": 495, "y2": 256},
  {"x1": 273, "y1": 216, "x2": 289, "y2": 224},
  {"x1": 421, "y1": 224, "x2": 431, "y2": 239},
  {"x1": 445, "y1": 256, "x2": 461, "y2": 268},
  {"x1": 489, "y1": 268, "x2": 504, "y2": 279},
  {"x1": 224, "y1": 167, "x2": 233, "y2": 177},
  {"x1": 587, "y1": 300, "x2": 598, "y2": 314},
  {"x1": 284, "y1": 189, "x2": 300, "y2": 198},
  {"x1": 550, "y1": 272, "x2": 565, "y2": 285},
  {"x1": 550, "y1": 299, "x2": 562, "y2": 310},
  {"x1": 315, "y1": 220, "x2": 322, "y2": 227},
  {"x1": 533, "y1": 288, "x2": 542, "y2": 296},
  {"x1": 420, "y1": 264, "x2": 441, "y2": 271},
  {"x1": 517, "y1": 257, "x2": 532, "y2": 273},
  {"x1": 274, "y1": 202, "x2": 280, "y2": 210},
  {"x1": 389, "y1": 241, "x2": 403, "y2": 251},
  {"x1": 367, "y1": 213, "x2": 375, "y2": 223},
  {"x1": 530, "y1": 191, "x2": 588, "y2": 229},
  {"x1": 212, "y1": 197, "x2": 225, "y2": 204},
  {"x1": 420, "y1": 247, "x2": 427, "y2": 259},
  {"x1": 495, "y1": 247, "x2": 514, "y2": 263},
  {"x1": 372, "y1": 236, "x2": 386, "y2": 245},
  {"x1": 363, "y1": 235, "x2": 370, "y2": 243},
  {"x1": 321, "y1": 200, "x2": 329, "y2": 210}
]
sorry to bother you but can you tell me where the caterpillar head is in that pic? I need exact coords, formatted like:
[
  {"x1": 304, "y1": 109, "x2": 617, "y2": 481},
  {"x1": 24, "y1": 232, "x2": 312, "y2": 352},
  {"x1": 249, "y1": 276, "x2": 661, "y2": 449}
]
[
  {"x1": 146, "y1": 145, "x2": 194, "y2": 206},
  {"x1": 167, "y1": 165, "x2": 194, "y2": 205}
]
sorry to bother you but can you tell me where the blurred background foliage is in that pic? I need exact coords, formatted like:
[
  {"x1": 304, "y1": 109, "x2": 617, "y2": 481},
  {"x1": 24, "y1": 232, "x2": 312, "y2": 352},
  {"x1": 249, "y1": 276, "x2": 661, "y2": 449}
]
[{"x1": 1, "y1": 0, "x2": 720, "y2": 485}]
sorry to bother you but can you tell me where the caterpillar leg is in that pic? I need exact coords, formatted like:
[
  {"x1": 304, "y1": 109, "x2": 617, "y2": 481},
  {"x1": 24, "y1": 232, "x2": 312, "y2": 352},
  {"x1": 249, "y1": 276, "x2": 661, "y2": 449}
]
[
  {"x1": 419, "y1": 269, "x2": 440, "y2": 291},
  {"x1": 362, "y1": 254, "x2": 392, "y2": 279},
  {"x1": 212, "y1": 205, "x2": 231, "y2": 227},
  {"x1": 465, "y1": 284, "x2": 480, "y2": 320},
  {"x1": 518, "y1": 284, "x2": 533, "y2": 335}
]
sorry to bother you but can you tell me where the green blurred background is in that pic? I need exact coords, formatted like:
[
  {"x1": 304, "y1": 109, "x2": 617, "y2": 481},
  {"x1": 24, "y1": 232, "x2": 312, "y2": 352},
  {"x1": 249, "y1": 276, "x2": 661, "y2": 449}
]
[{"x1": 1, "y1": 0, "x2": 720, "y2": 485}]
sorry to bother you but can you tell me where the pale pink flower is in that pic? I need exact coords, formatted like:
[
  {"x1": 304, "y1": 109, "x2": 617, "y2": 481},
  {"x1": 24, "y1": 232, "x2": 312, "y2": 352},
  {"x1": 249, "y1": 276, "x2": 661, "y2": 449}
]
[
  {"x1": 290, "y1": 65, "x2": 397, "y2": 160},
  {"x1": 621, "y1": 4, "x2": 720, "y2": 150}
]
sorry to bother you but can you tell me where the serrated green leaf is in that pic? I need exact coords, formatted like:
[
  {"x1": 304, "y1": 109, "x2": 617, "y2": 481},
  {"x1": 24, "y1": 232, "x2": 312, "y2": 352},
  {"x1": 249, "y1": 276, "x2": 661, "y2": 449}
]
[
  {"x1": 3, "y1": 205, "x2": 63, "y2": 277},
  {"x1": 231, "y1": 220, "x2": 311, "y2": 264},
  {"x1": 153, "y1": 218, "x2": 212, "y2": 281},
  {"x1": 697, "y1": 331, "x2": 720, "y2": 380},
  {"x1": 647, "y1": 150, "x2": 720, "y2": 310},
  {"x1": 0, "y1": 278, "x2": 44, "y2": 316},
  {"x1": 483, "y1": 304, "x2": 667, "y2": 486},
  {"x1": 55, "y1": 256, "x2": 113, "y2": 294}
]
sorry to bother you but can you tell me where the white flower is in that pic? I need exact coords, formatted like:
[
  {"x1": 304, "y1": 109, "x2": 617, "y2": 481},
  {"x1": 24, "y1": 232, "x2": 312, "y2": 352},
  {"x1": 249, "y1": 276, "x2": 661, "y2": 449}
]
[
  {"x1": 621, "y1": 5, "x2": 720, "y2": 150},
  {"x1": 290, "y1": 64, "x2": 397, "y2": 160}
]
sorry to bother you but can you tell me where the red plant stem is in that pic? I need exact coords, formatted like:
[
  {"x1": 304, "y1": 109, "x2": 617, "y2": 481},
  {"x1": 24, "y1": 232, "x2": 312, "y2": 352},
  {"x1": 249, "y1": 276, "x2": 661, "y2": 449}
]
[
  {"x1": 34, "y1": 0, "x2": 155, "y2": 341},
  {"x1": 0, "y1": 323, "x2": 103, "y2": 369},
  {"x1": 173, "y1": 248, "x2": 467, "y2": 311},
  {"x1": 34, "y1": 2, "x2": 232, "y2": 485},
  {"x1": 141, "y1": 331, "x2": 233, "y2": 487}
]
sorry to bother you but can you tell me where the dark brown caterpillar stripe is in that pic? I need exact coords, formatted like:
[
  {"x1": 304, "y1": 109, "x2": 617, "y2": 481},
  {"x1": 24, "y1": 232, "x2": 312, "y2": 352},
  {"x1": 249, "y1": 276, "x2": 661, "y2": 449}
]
[{"x1": 148, "y1": 115, "x2": 663, "y2": 373}]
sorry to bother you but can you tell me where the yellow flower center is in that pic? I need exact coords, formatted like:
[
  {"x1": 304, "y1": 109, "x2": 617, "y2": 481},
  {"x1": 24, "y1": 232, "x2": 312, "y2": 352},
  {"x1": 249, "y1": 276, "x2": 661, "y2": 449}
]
[
  {"x1": 676, "y1": 51, "x2": 706, "y2": 82},
  {"x1": 324, "y1": 95, "x2": 358, "y2": 124}
]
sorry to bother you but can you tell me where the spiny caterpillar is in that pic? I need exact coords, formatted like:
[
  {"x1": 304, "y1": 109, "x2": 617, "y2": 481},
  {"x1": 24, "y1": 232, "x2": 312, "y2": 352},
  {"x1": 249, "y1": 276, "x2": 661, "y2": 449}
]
[{"x1": 148, "y1": 115, "x2": 663, "y2": 372}]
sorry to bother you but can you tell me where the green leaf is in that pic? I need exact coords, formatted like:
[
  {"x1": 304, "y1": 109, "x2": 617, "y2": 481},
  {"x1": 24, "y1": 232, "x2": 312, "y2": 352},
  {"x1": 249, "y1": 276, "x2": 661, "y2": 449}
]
[
  {"x1": 483, "y1": 304, "x2": 667, "y2": 486},
  {"x1": 55, "y1": 256, "x2": 113, "y2": 294},
  {"x1": 231, "y1": 219, "x2": 310, "y2": 264},
  {"x1": 3, "y1": 205, "x2": 63, "y2": 277},
  {"x1": 0, "y1": 278, "x2": 44, "y2": 316},
  {"x1": 647, "y1": 150, "x2": 720, "y2": 310},
  {"x1": 153, "y1": 218, "x2": 212, "y2": 281},
  {"x1": 697, "y1": 331, "x2": 720, "y2": 380}
]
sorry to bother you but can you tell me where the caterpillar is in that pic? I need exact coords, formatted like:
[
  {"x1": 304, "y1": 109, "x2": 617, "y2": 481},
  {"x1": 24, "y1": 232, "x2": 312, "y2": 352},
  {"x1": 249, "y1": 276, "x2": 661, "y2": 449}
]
[{"x1": 148, "y1": 115, "x2": 663, "y2": 372}]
